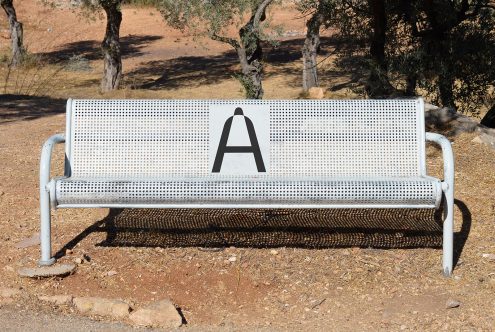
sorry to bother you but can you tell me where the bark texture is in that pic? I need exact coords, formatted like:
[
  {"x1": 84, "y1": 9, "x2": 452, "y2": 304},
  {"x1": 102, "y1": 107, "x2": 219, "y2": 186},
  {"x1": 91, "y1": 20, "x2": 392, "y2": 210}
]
[
  {"x1": 366, "y1": 0, "x2": 393, "y2": 97},
  {"x1": 302, "y1": 6, "x2": 325, "y2": 91},
  {"x1": 100, "y1": 0, "x2": 122, "y2": 92},
  {"x1": 237, "y1": 14, "x2": 265, "y2": 99},
  {"x1": 1, "y1": 0, "x2": 24, "y2": 67},
  {"x1": 210, "y1": 0, "x2": 273, "y2": 99}
]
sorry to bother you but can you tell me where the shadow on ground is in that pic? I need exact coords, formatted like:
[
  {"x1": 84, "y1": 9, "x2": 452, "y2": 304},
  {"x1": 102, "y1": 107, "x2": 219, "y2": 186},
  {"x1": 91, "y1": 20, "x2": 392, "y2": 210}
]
[
  {"x1": 126, "y1": 37, "x2": 337, "y2": 90},
  {"x1": 55, "y1": 200, "x2": 471, "y2": 271},
  {"x1": 0, "y1": 94, "x2": 66, "y2": 123},
  {"x1": 36, "y1": 35, "x2": 163, "y2": 63}
]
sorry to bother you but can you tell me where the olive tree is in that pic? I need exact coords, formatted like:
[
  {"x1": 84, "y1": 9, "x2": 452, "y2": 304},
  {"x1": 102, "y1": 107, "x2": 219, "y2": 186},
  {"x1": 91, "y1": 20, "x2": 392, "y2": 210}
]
[
  {"x1": 160, "y1": 0, "x2": 275, "y2": 99},
  {"x1": 1, "y1": 0, "x2": 24, "y2": 67},
  {"x1": 392, "y1": 0, "x2": 495, "y2": 111},
  {"x1": 99, "y1": 0, "x2": 123, "y2": 91},
  {"x1": 48, "y1": 0, "x2": 123, "y2": 91},
  {"x1": 332, "y1": 0, "x2": 495, "y2": 112},
  {"x1": 296, "y1": 0, "x2": 334, "y2": 91}
]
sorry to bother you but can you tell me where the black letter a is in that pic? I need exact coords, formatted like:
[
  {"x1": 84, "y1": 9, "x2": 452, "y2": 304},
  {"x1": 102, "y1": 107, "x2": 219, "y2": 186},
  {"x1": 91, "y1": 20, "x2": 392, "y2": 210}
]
[{"x1": 212, "y1": 107, "x2": 266, "y2": 173}]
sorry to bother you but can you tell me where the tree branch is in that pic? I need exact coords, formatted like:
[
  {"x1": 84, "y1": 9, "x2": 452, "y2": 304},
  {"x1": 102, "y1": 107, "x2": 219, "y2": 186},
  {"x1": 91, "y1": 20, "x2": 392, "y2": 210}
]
[
  {"x1": 253, "y1": 0, "x2": 273, "y2": 28},
  {"x1": 209, "y1": 32, "x2": 240, "y2": 49}
]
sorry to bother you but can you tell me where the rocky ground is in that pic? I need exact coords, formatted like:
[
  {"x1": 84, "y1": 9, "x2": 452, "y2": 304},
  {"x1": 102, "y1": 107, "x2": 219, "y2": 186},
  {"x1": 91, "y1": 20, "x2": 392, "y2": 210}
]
[{"x1": 1, "y1": 1, "x2": 494, "y2": 331}]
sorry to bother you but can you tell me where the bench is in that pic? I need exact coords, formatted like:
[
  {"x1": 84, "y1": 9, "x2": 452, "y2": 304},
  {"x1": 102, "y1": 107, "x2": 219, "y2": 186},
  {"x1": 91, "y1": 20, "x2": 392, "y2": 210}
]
[{"x1": 39, "y1": 98, "x2": 454, "y2": 276}]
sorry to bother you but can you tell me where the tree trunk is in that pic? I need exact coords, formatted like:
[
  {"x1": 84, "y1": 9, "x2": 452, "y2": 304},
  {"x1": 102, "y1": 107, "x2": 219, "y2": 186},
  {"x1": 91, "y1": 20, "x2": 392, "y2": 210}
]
[
  {"x1": 1, "y1": 0, "x2": 24, "y2": 67},
  {"x1": 438, "y1": 68, "x2": 455, "y2": 109},
  {"x1": 236, "y1": 46, "x2": 263, "y2": 99},
  {"x1": 405, "y1": 73, "x2": 417, "y2": 96},
  {"x1": 302, "y1": 9, "x2": 324, "y2": 91},
  {"x1": 100, "y1": 1, "x2": 122, "y2": 92},
  {"x1": 434, "y1": 35, "x2": 455, "y2": 108},
  {"x1": 366, "y1": 0, "x2": 393, "y2": 97},
  {"x1": 237, "y1": 11, "x2": 266, "y2": 99},
  {"x1": 209, "y1": 0, "x2": 272, "y2": 99}
]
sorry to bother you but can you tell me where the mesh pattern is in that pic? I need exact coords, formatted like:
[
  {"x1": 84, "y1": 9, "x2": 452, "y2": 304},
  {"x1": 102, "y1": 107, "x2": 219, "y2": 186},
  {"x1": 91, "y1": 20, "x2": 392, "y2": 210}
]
[
  {"x1": 69, "y1": 99, "x2": 424, "y2": 178},
  {"x1": 56, "y1": 178, "x2": 440, "y2": 206}
]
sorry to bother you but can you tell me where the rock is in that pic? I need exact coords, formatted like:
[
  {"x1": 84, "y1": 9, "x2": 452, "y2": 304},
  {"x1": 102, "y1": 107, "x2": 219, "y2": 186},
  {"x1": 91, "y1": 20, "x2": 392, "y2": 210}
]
[
  {"x1": 18, "y1": 264, "x2": 76, "y2": 278},
  {"x1": 15, "y1": 233, "x2": 40, "y2": 249},
  {"x1": 479, "y1": 133, "x2": 495, "y2": 148},
  {"x1": 228, "y1": 256, "x2": 237, "y2": 262},
  {"x1": 0, "y1": 287, "x2": 21, "y2": 298},
  {"x1": 425, "y1": 107, "x2": 458, "y2": 127},
  {"x1": 425, "y1": 107, "x2": 495, "y2": 146},
  {"x1": 74, "y1": 257, "x2": 83, "y2": 264},
  {"x1": 424, "y1": 103, "x2": 440, "y2": 112},
  {"x1": 472, "y1": 136, "x2": 483, "y2": 144},
  {"x1": 270, "y1": 249, "x2": 279, "y2": 255},
  {"x1": 106, "y1": 270, "x2": 118, "y2": 277},
  {"x1": 307, "y1": 87, "x2": 325, "y2": 99},
  {"x1": 482, "y1": 253, "x2": 495, "y2": 261},
  {"x1": 38, "y1": 295, "x2": 73, "y2": 305},
  {"x1": 446, "y1": 299, "x2": 461, "y2": 309},
  {"x1": 129, "y1": 299, "x2": 182, "y2": 328},
  {"x1": 73, "y1": 297, "x2": 131, "y2": 319}
]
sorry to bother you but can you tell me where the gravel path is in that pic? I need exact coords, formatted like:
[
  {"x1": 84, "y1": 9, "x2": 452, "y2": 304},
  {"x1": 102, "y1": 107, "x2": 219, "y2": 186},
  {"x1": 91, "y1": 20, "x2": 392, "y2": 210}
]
[{"x1": 0, "y1": 306, "x2": 155, "y2": 332}]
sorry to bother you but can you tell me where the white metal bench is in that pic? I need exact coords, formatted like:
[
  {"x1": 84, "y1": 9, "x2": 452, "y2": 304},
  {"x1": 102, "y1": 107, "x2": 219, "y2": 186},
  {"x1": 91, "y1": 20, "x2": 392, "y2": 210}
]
[{"x1": 39, "y1": 99, "x2": 454, "y2": 275}]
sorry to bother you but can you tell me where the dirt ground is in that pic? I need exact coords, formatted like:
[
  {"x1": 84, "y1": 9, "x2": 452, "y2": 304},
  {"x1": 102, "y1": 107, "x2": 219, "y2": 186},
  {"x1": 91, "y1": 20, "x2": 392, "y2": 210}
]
[{"x1": 1, "y1": 2, "x2": 495, "y2": 331}]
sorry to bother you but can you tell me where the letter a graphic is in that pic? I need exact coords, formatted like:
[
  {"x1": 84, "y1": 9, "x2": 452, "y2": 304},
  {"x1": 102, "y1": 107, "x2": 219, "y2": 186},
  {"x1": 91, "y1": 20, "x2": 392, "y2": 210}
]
[{"x1": 212, "y1": 107, "x2": 266, "y2": 173}]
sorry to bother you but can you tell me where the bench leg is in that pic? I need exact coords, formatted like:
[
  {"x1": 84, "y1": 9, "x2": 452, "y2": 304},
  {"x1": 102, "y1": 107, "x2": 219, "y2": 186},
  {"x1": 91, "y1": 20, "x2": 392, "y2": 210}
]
[
  {"x1": 442, "y1": 187, "x2": 454, "y2": 277},
  {"x1": 39, "y1": 186, "x2": 56, "y2": 266}
]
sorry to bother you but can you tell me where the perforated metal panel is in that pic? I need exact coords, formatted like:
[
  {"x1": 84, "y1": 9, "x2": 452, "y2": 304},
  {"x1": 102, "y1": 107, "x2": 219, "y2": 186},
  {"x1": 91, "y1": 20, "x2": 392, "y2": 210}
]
[
  {"x1": 56, "y1": 178, "x2": 440, "y2": 207},
  {"x1": 55, "y1": 99, "x2": 438, "y2": 207},
  {"x1": 67, "y1": 99, "x2": 425, "y2": 179}
]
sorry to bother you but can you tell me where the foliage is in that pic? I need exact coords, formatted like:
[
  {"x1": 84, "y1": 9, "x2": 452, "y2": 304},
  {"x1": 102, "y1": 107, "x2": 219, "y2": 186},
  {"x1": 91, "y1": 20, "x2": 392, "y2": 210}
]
[
  {"x1": 160, "y1": 0, "x2": 277, "y2": 45},
  {"x1": 159, "y1": 0, "x2": 277, "y2": 99},
  {"x1": 295, "y1": 0, "x2": 335, "y2": 28},
  {"x1": 328, "y1": 0, "x2": 495, "y2": 114},
  {"x1": 122, "y1": 0, "x2": 160, "y2": 6}
]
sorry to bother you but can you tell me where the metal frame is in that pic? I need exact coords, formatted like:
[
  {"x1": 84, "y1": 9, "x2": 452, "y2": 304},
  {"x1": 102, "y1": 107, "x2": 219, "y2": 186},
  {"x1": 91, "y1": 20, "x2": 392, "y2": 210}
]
[
  {"x1": 38, "y1": 99, "x2": 455, "y2": 277},
  {"x1": 39, "y1": 133, "x2": 65, "y2": 266},
  {"x1": 426, "y1": 132, "x2": 455, "y2": 277}
]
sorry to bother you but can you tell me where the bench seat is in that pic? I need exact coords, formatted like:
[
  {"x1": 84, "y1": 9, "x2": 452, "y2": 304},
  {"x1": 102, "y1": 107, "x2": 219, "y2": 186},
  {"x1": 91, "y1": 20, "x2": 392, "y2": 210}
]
[{"x1": 54, "y1": 177, "x2": 441, "y2": 208}]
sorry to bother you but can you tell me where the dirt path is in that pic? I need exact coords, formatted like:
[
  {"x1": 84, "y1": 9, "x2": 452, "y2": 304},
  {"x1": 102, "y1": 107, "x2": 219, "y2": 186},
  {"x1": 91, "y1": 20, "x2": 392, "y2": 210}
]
[{"x1": 0, "y1": 305, "x2": 158, "y2": 332}]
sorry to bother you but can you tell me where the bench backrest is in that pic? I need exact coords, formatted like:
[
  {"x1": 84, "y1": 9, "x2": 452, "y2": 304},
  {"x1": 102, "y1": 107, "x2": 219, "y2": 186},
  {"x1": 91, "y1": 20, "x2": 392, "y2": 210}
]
[{"x1": 65, "y1": 99, "x2": 426, "y2": 179}]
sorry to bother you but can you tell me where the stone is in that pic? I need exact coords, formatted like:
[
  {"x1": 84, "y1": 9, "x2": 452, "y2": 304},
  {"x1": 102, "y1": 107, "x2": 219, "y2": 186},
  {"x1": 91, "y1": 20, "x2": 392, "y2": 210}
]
[
  {"x1": 482, "y1": 253, "x2": 495, "y2": 261},
  {"x1": 129, "y1": 299, "x2": 182, "y2": 328},
  {"x1": 472, "y1": 136, "x2": 483, "y2": 144},
  {"x1": 0, "y1": 287, "x2": 21, "y2": 298},
  {"x1": 446, "y1": 299, "x2": 461, "y2": 309},
  {"x1": 18, "y1": 264, "x2": 76, "y2": 278},
  {"x1": 307, "y1": 87, "x2": 325, "y2": 99},
  {"x1": 479, "y1": 133, "x2": 495, "y2": 148},
  {"x1": 106, "y1": 270, "x2": 118, "y2": 277},
  {"x1": 73, "y1": 297, "x2": 131, "y2": 319},
  {"x1": 424, "y1": 103, "x2": 440, "y2": 112},
  {"x1": 38, "y1": 294, "x2": 73, "y2": 305},
  {"x1": 15, "y1": 233, "x2": 40, "y2": 249}
]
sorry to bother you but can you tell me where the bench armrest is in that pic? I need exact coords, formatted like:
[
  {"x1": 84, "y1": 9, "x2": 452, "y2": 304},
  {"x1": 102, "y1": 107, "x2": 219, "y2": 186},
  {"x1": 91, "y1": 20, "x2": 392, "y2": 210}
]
[
  {"x1": 40, "y1": 134, "x2": 66, "y2": 194},
  {"x1": 425, "y1": 132, "x2": 454, "y2": 192}
]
